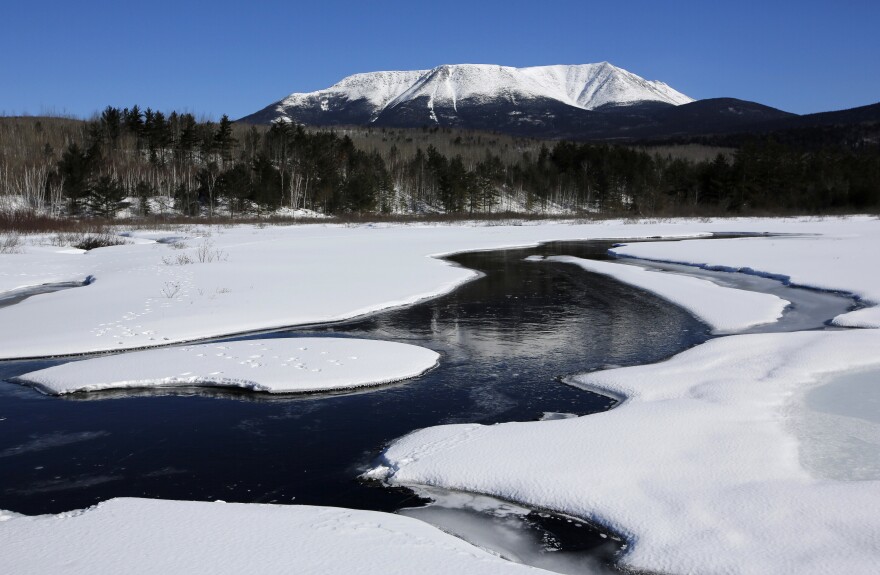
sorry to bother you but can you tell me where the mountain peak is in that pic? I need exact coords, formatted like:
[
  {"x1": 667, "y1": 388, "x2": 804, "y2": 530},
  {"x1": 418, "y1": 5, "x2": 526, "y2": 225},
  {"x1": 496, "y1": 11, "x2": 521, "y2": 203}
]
[{"x1": 239, "y1": 62, "x2": 694, "y2": 132}]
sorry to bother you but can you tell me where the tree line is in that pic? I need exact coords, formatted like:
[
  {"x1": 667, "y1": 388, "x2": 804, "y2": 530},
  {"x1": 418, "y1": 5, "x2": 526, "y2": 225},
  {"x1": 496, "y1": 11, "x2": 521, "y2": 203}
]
[{"x1": 0, "y1": 105, "x2": 877, "y2": 220}]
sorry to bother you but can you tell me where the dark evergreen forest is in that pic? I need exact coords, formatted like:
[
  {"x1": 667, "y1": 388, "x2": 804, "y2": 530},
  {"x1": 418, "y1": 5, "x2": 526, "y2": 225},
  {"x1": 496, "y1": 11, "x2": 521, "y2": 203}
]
[{"x1": 1, "y1": 105, "x2": 877, "y2": 223}]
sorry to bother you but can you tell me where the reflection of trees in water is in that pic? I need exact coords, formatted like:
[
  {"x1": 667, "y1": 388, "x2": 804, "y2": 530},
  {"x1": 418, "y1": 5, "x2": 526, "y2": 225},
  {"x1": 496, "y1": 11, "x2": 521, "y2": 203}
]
[{"x1": 0, "y1": 240, "x2": 708, "y2": 521}]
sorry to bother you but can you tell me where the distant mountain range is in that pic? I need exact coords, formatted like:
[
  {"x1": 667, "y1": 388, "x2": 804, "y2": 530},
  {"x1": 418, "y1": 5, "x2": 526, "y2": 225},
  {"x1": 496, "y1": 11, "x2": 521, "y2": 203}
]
[{"x1": 239, "y1": 62, "x2": 880, "y2": 141}]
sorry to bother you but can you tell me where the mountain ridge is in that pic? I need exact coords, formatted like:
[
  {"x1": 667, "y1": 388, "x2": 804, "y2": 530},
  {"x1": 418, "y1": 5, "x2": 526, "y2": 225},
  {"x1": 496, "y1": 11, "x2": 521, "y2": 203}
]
[
  {"x1": 238, "y1": 63, "x2": 880, "y2": 142},
  {"x1": 239, "y1": 62, "x2": 694, "y2": 128}
]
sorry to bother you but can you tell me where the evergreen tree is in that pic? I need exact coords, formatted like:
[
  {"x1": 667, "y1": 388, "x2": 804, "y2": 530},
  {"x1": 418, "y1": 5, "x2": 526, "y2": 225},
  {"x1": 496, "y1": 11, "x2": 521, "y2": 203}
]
[
  {"x1": 56, "y1": 143, "x2": 94, "y2": 215},
  {"x1": 176, "y1": 113, "x2": 199, "y2": 162},
  {"x1": 87, "y1": 175, "x2": 125, "y2": 218},
  {"x1": 100, "y1": 106, "x2": 122, "y2": 150},
  {"x1": 217, "y1": 163, "x2": 252, "y2": 215},
  {"x1": 135, "y1": 181, "x2": 154, "y2": 216},
  {"x1": 214, "y1": 115, "x2": 236, "y2": 164},
  {"x1": 174, "y1": 183, "x2": 200, "y2": 216}
]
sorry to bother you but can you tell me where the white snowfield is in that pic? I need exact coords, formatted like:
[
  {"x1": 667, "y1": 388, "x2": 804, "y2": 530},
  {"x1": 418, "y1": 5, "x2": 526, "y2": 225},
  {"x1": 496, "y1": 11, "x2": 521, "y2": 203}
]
[
  {"x1": 536, "y1": 255, "x2": 789, "y2": 333},
  {"x1": 370, "y1": 329, "x2": 880, "y2": 575},
  {"x1": 0, "y1": 498, "x2": 551, "y2": 575},
  {"x1": 610, "y1": 232, "x2": 880, "y2": 327},
  {"x1": 13, "y1": 338, "x2": 439, "y2": 395},
  {"x1": 1, "y1": 217, "x2": 876, "y2": 360}
]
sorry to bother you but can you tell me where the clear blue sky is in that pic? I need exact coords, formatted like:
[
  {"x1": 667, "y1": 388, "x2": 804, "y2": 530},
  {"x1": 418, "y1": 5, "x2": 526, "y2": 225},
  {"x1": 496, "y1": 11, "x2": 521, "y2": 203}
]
[{"x1": 2, "y1": 0, "x2": 878, "y2": 119}]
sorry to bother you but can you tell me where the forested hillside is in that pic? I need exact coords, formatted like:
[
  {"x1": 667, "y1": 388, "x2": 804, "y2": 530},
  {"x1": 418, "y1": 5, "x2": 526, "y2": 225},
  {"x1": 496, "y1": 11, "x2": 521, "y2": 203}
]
[{"x1": 1, "y1": 106, "x2": 877, "y2": 225}]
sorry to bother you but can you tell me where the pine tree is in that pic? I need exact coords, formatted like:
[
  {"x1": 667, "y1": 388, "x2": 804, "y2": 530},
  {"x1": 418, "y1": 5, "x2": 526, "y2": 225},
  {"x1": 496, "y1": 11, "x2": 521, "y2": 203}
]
[
  {"x1": 100, "y1": 106, "x2": 122, "y2": 150},
  {"x1": 57, "y1": 143, "x2": 94, "y2": 215},
  {"x1": 87, "y1": 175, "x2": 124, "y2": 218},
  {"x1": 177, "y1": 113, "x2": 199, "y2": 162},
  {"x1": 214, "y1": 115, "x2": 236, "y2": 164},
  {"x1": 123, "y1": 105, "x2": 144, "y2": 138}
]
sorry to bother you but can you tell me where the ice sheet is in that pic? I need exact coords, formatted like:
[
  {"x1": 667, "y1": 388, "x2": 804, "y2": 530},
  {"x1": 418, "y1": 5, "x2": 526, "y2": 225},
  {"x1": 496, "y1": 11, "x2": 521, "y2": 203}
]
[
  {"x1": 793, "y1": 368, "x2": 880, "y2": 481},
  {"x1": 14, "y1": 338, "x2": 439, "y2": 395}
]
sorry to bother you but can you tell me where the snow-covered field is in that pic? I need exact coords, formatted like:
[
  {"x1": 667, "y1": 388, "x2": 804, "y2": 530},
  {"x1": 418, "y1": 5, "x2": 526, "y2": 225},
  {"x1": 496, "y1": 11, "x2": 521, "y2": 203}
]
[
  {"x1": 2, "y1": 216, "x2": 880, "y2": 574},
  {"x1": 13, "y1": 338, "x2": 439, "y2": 395},
  {"x1": 1, "y1": 217, "x2": 875, "y2": 359}
]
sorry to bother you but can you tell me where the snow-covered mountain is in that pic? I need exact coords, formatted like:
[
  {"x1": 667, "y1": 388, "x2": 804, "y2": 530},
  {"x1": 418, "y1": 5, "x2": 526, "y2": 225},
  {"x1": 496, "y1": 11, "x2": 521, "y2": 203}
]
[{"x1": 239, "y1": 62, "x2": 694, "y2": 132}]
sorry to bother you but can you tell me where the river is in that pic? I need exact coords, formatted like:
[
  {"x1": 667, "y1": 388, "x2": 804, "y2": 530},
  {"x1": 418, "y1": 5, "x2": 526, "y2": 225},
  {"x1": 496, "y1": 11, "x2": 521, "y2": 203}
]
[{"x1": 0, "y1": 238, "x2": 857, "y2": 573}]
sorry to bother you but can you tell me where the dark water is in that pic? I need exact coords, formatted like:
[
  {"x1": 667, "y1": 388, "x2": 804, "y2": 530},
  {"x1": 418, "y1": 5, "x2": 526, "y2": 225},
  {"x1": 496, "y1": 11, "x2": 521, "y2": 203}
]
[
  {"x1": 0, "y1": 240, "x2": 711, "y2": 567},
  {"x1": 0, "y1": 278, "x2": 93, "y2": 310}
]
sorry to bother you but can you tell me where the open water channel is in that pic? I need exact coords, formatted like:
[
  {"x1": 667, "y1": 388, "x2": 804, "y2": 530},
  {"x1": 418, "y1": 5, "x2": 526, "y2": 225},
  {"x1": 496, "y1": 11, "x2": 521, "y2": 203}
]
[{"x1": 0, "y1": 238, "x2": 857, "y2": 573}]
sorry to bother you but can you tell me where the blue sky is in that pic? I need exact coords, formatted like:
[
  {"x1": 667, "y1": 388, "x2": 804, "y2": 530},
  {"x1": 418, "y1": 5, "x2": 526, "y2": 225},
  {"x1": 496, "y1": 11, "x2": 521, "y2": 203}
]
[{"x1": 2, "y1": 0, "x2": 878, "y2": 119}]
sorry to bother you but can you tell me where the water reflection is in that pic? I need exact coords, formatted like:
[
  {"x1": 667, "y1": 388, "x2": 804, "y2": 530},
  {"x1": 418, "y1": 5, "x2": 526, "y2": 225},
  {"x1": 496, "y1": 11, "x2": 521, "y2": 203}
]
[{"x1": 0, "y1": 241, "x2": 709, "y2": 523}]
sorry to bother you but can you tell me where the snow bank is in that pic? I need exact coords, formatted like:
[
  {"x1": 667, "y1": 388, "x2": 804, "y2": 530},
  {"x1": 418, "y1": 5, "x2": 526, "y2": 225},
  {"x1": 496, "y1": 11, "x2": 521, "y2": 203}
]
[
  {"x1": 609, "y1": 227, "x2": 880, "y2": 327},
  {"x1": 0, "y1": 497, "x2": 550, "y2": 575},
  {"x1": 370, "y1": 329, "x2": 880, "y2": 575},
  {"x1": 0, "y1": 247, "x2": 92, "y2": 294},
  {"x1": 536, "y1": 255, "x2": 788, "y2": 333},
  {"x1": 14, "y1": 338, "x2": 439, "y2": 395},
  {"x1": 0, "y1": 221, "x2": 700, "y2": 359}
]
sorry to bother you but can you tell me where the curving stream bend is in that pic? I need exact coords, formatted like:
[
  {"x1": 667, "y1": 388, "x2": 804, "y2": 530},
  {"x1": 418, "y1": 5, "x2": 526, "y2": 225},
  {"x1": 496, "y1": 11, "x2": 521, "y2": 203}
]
[{"x1": 0, "y1": 238, "x2": 859, "y2": 574}]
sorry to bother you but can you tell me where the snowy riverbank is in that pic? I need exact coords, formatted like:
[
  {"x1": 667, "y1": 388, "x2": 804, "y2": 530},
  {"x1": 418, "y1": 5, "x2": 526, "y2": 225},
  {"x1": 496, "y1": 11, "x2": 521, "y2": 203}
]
[
  {"x1": 609, "y1": 232, "x2": 880, "y2": 328},
  {"x1": 531, "y1": 255, "x2": 789, "y2": 333},
  {"x1": 371, "y1": 329, "x2": 880, "y2": 574},
  {"x1": 0, "y1": 498, "x2": 551, "y2": 575},
  {"x1": 0, "y1": 216, "x2": 875, "y2": 359},
  {"x1": 2, "y1": 216, "x2": 880, "y2": 574}
]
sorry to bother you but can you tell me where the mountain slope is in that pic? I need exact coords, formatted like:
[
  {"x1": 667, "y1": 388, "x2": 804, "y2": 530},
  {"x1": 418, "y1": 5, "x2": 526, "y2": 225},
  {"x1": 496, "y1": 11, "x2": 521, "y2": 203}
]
[{"x1": 239, "y1": 62, "x2": 694, "y2": 129}]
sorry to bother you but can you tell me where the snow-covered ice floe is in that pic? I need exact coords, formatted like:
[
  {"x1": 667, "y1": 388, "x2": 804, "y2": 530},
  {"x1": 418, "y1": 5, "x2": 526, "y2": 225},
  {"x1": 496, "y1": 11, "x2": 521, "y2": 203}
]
[
  {"x1": 369, "y1": 329, "x2": 880, "y2": 574},
  {"x1": 14, "y1": 338, "x2": 439, "y2": 395},
  {"x1": 0, "y1": 498, "x2": 550, "y2": 575},
  {"x1": 530, "y1": 255, "x2": 789, "y2": 333}
]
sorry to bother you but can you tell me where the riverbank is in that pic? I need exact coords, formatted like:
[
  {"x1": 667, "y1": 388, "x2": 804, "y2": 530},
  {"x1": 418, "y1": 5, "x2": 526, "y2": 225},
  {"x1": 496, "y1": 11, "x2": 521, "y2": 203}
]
[{"x1": 1, "y1": 216, "x2": 879, "y2": 574}]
